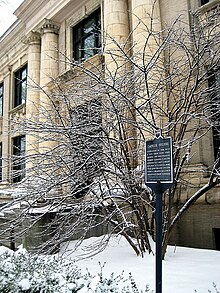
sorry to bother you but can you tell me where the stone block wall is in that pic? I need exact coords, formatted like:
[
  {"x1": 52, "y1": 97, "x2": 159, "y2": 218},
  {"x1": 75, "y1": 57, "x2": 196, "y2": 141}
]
[{"x1": 170, "y1": 203, "x2": 220, "y2": 250}]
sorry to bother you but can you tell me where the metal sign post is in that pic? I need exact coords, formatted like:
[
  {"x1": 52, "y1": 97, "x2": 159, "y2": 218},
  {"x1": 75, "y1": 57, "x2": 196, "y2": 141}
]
[{"x1": 145, "y1": 135, "x2": 174, "y2": 293}]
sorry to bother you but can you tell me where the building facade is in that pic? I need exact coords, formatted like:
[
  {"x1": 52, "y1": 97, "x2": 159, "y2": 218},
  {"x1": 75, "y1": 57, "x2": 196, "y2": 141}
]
[{"x1": 0, "y1": 0, "x2": 219, "y2": 251}]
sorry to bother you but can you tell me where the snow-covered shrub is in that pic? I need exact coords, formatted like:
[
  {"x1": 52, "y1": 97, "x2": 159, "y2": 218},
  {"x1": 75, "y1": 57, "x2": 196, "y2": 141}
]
[
  {"x1": 0, "y1": 247, "x2": 87, "y2": 292},
  {"x1": 0, "y1": 247, "x2": 150, "y2": 292}
]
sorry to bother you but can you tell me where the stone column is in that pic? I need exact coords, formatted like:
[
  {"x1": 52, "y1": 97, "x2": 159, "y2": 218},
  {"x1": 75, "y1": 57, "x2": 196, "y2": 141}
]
[
  {"x1": 1, "y1": 67, "x2": 11, "y2": 183},
  {"x1": 104, "y1": 0, "x2": 138, "y2": 167},
  {"x1": 131, "y1": 0, "x2": 162, "y2": 60},
  {"x1": 26, "y1": 31, "x2": 41, "y2": 174},
  {"x1": 104, "y1": 0, "x2": 130, "y2": 69},
  {"x1": 39, "y1": 19, "x2": 59, "y2": 154},
  {"x1": 40, "y1": 19, "x2": 59, "y2": 86},
  {"x1": 131, "y1": 0, "x2": 163, "y2": 136}
]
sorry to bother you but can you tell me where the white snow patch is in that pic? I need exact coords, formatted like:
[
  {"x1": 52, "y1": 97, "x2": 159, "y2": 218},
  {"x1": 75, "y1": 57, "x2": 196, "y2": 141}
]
[
  {"x1": 60, "y1": 235, "x2": 220, "y2": 293},
  {"x1": 18, "y1": 278, "x2": 31, "y2": 291},
  {"x1": 0, "y1": 246, "x2": 13, "y2": 255}
]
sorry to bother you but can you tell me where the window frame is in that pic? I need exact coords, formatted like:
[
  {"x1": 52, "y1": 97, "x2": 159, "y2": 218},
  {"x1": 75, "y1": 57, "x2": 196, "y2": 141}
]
[
  {"x1": 14, "y1": 64, "x2": 28, "y2": 108},
  {"x1": 12, "y1": 135, "x2": 26, "y2": 183},
  {"x1": 0, "y1": 82, "x2": 3, "y2": 116},
  {"x1": 72, "y1": 8, "x2": 101, "y2": 62}
]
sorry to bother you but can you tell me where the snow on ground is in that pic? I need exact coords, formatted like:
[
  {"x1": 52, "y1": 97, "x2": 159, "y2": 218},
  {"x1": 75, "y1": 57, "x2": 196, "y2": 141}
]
[{"x1": 60, "y1": 235, "x2": 220, "y2": 293}]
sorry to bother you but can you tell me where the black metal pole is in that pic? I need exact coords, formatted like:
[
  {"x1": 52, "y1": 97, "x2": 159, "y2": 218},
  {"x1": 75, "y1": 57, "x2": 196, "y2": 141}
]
[{"x1": 155, "y1": 182, "x2": 163, "y2": 293}]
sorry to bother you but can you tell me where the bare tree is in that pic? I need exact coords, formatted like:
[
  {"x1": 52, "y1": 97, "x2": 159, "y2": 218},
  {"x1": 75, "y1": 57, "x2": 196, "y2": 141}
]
[{"x1": 0, "y1": 5, "x2": 219, "y2": 257}]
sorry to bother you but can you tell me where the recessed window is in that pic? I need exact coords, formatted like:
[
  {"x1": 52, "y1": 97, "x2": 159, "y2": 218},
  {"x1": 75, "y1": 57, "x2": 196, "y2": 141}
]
[
  {"x1": 208, "y1": 68, "x2": 220, "y2": 159},
  {"x1": 0, "y1": 83, "x2": 3, "y2": 116},
  {"x1": 72, "y1": 8, "x2": 101, "y2": 62},
  {"x1": 12, "y1": 135, "x2": 26, "y2": 183},
  {"x1": 69, "y1": 100, "x2": 102, "y2": 198},
  {"x1": 14, "y1": 64, "x2": 27, "y2": 108},
  {"x1": 201, "y1": 0, "x2": 209, "y2": 5}
]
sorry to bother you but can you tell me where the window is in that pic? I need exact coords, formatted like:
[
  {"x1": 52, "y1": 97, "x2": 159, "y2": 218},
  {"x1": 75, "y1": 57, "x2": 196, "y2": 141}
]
[
  {"x1": 12, "y1": 135, "x2": 26, "y2": 183},
  {"x1": 0, "y1": 83, "x2": 3, "y2": 116},
  {"x1": 0, "y1": 143, "x2": 2, "y2": 182},
  {"x1": 201, "y1": 0, "x2": 209, "y2": 5},
  {"x1": 208, "y1": 68, "x2": 220, "y2": 159},
  {"x1": 14, "y1": 64, "x2": 27, "y2": 107},
  {"x1": 69, "y1": 100, "x2": 102, "y2": 198},
  {"x1": 73, "y1": 8, "x2": 101, "y2": 62}
]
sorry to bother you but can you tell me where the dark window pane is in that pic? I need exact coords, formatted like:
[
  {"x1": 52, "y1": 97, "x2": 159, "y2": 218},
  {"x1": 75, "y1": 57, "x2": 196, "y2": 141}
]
[
  {"x1": 12, "y1": 135, "x2": 26, "y2": 183},
  {"x1": 0, "y1": 143, "x2": 2, "y2": 181},
  {"x1": 97, "y1": 30, "x2": 101, "y2": 49},
  {"x1": 14, "y1": 64, "x2": 27, "y2": 107},
  {"x1": 208, "y1": 68, "x2": 220, "y2": 159},
  {"x1": 0, "y1": 100, "x2": 2, "y2": 116},
  {"x1": 75, "y1": 43, "x2": 81, "y2": 60},
  {"x1": 201, "y1": 0, "x2": 209, "y2": 5},
  {"x1": 213, "y1": 228, "x2": 220, "y2": 250},
  {"x1": 0, "y1": 83, "x2": 3, "y2": 116},
  {"x1": 73, "y1": 8, "x2": 101, "y2": 62},
  {"x1": 75, "y1": 26, "x2": 82, "y2": 42}
]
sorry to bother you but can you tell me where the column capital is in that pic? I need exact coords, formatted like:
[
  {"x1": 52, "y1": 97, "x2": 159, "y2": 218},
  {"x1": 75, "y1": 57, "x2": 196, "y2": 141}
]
[
  {"x1": 25, "y1": 31, "x2": 41, "y2": 45},
  {"x1": 40, "y1": 19, "x2": 60, "y2": 35}
]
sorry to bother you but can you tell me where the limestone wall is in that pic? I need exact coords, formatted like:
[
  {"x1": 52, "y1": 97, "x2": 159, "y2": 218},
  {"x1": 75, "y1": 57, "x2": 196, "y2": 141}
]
[{"x1": 170, "y1": 201, "x2": 220, "y2": 249}]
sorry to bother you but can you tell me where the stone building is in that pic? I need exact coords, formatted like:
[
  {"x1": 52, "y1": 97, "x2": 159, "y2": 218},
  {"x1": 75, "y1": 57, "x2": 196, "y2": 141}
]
[{"x1": 0, "y1": 0, "x2": 219, "y2": 251}]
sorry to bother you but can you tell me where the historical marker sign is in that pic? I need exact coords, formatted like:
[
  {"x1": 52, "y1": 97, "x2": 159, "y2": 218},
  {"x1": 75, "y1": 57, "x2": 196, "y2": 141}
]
[
  {"x1": 145, "y1": 136, "x2": 174, "y2": 293},
  {"x1": 145, "y1": 136, "x2": 173, "y2": 186}
]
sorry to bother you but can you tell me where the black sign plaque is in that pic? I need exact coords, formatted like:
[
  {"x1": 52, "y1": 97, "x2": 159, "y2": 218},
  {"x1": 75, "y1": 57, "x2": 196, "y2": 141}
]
[{"x1": 145, "y1": 136, "x2": 173, "y2": 185}]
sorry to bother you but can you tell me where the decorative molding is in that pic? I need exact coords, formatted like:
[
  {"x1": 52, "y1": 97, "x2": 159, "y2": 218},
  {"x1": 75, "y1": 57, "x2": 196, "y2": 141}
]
[
  {"x1": 25, "y1": 31, "x2": 41, "y2": 45},
  {"x1": 40, "y1": 19, "x2": 60, "y2": 35},
  {"x1": 22, "y1": 31, "x2": 41, "y2": 46},
  {"x1": 9, "y1": 104, "x2": 26, "y2": 134},
  {"x1": 7, "y1": 65, "x2": 12, "y2": 72}
]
